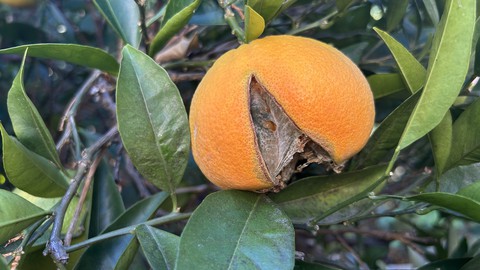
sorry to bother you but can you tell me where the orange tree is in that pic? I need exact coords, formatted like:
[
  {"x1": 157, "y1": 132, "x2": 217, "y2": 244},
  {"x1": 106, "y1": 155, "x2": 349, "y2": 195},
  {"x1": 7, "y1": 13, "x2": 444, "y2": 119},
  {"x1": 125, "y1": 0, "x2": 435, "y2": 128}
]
[{"x1": 0, "y1": 0, "x2": 478, "y2": 269}]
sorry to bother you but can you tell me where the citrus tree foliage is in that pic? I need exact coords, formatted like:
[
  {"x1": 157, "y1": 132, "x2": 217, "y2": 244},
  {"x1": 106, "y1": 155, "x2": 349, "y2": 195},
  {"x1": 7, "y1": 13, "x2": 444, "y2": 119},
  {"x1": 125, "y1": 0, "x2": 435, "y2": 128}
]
[{"x1": 0, "y1": 0, "x2": 479, "y2": 269}]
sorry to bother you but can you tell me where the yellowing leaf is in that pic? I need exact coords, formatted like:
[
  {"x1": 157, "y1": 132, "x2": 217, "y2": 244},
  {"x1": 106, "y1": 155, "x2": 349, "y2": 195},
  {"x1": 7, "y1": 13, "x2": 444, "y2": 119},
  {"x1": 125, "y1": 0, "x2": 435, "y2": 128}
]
[{"x1": 245, "y1": 5, "x2": 265, "y2": 43}]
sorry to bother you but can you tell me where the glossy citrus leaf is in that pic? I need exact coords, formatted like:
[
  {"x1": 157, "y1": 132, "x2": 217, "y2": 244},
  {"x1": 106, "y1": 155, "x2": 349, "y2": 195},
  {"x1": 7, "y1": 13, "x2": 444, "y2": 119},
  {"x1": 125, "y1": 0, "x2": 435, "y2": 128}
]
[
  {"x1": 75, "y1": 192, "x2": 169, "y2": 269},
  {"x1": 385, "y1": 0, "x2": 409, "y2": 31},
  {"x1": 148, "y1": 0, "x2": 201, "y2": 56},
  {"x1": 93, "y1": 0, "x2": 140, "y2": 48},
  {"x1": 190, "y1": 0, "x2": 226, "y2": 25},
  {"x1": 0, "y1": 256, "x2": 7, "y2": 270},
  {"x1": 244, "y1": 5, "x2": 265, "y2": 43},
  {"x1": 7, "y1": 50, "x2": 62, "y2": 169},
  {"x1": 0, "y1": 189, "x2": 47, "y2": 244},
  {"x1": 0, "y1": 44, "x2": 119, "y2": 75},
  {"x1": 89, "y1": 160, "x2": 125, "y2": 238},
  {"x1": 457, "y1": 181, "x2": 480, "y2": 202},
  {"x1": 367, "y1": 73, "x2": 407, "y2": 99},
  {"x1": 445, "y1": 99, "x2": 480, "y2": 170},
  {"x1": 374, "y1": 27, "x2": 426, "y2": 93},
  {"x1": 351, "y1": 91, "x2": 421, "y2": 170},
  {"x1": 397, "y1": 0, "x2": 475, "y2": 150},
  {"x1": 430, "y1": 111, "x2": 452, "y2": 176},
  {"x1": 422, "y1": 0, "x2": 439, "y2": 25},
  {"x1": 336, "y1": 0, "x2": 355, "y2": 12},
  {"x1": 117, "y1": 45, "x2": 190, "y2": 194},
  {"x1": 13, "y1": 188, "x2": 88, "y2": 234},
  {"x1": 176, "y1": 190, "x2": 295, "y2": 270},
  {"x1": 135, "y1": 224, "x2": 179, "y2": 270},
  {"x1": 473, "y1": 18, "x2": 480, "y2": 75},
  {"x1": 407, "y1": 193, "x2": 480, "y2": 222},
  {"x1": 423, "y1": 164, "x2": 480, "y2": 194},
  {"x1": 1, "y1": 124, "x2": 68, "y2": 198},
  {"x1": 246, "y1": 0, "x2": 283, "y2": 22},
  {"x1": 270, "y1": 165, "x2": 386, "y2": 224}
]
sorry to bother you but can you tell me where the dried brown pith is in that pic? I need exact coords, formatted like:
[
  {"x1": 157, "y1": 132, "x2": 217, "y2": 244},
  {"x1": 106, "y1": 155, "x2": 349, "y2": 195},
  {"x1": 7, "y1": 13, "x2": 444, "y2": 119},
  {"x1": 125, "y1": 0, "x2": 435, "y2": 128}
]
[{"x1": 249, "y1": 75, "x2": 343, "y2": 192}]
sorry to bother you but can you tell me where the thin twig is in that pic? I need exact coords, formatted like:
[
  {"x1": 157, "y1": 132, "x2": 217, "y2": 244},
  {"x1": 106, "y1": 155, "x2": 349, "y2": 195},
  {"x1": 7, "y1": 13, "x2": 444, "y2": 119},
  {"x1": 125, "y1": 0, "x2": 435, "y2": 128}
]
[
  {"x1": 124, "y1": 153, "x2": 151, "y2": 198},
  {"x1": 44, "y1": 126, "x2": 119, "y2": 265},
  {"x1": 334, "y1": 234, "x2": 370, "y2": 270},
  {"x1": 317, "y1": 228, "x2": 436, "y2": 255},
  {"x1": 168, "y1": 71, "x2": 205, "y2": 82},
  {"x1": 134, "y1": 0, "x2": 150, "y2": 52},
  {"x1": 65, "y1": 212, "x2": 191, "y2": 253},
  {"x1": 230, "y1": 4, "x2": 245, "y2": 20},
  {"x1": 64, "y1": 151, "x2": 105, "y2": 246},
  {"x1": 56, "y1": 70, "x2": 102, "y2": 152},
  {"x1": 222, "y1": 4, "x2": 245, "y2": 43},
  {"x1": 175, "y1": 184, "x2": 209, "y2": 194}
]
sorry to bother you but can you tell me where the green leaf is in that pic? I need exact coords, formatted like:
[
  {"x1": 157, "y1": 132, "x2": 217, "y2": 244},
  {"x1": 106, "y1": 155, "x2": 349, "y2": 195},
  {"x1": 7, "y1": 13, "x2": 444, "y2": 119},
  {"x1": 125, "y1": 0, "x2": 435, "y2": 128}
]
[
  {"x1": 13, "y1": 188, "x2": 89, "y2": 235},
  {"x1": 336, "y1": 0, "x2": 355, "y2": 12},
  {"x1": 93, "y1": 0, "x2": 140, "y2": 48},
  {"x1": 190, "y1": 0, "x2": 226, "y2": 25},
  {"x1": 244, "y1": 5, "x2": 265, "y2": 43},
  {"x1": 385, "y1": 0, "x2": 409, "y2": 32},
  {"x1": 351, "y1": 91, "x2": 421, "y2": 170},
  {"x1": 397, "y1": 0, "x2": 475, "y2": 150},
  {"x1": 7, "y1": 50, "x2": 62, "y2": 169},
  {"x1": 423, "y1": 164, "x2": 480, "y2": 194},
  {"x1": 445, "y1": 99, "x2": 480, "y2": 170},
  {"x1": 407, "y1": 193, "x2": 480, "y2": 222},
  {"x1": 0, "y1": 189, "x2": 47, "y2": 245},
  {"x1": 89, "y1": 159, "x2": 125, "y2": 238},
  {"x1": 473, "y1": 18, "x2": 480, "y2": 75},
  {"x1": 246, "y1": 0, "x2": 283, "y2": 22},
  {"x1": 117, "y1": 45, "x2": 190, "y2": 194},
  {"x1": 176, "y1": 190, "x2": 295, "y2": 270},
  {"x1": 0, "y1": 256, "x2": 7, "y2": 270},
  {"x1": 417, "y1": 257, "x2": 471, "y2": 270},
  {"x1": 76, "y1": 192, "x2": 169, "y2": 270},
  {"x1": 270, "y1": 165, "x2": 386, "y2": 224},
  {"x1": 1, "y1": 124, "x2": 68, "y2": 198},
  {"x1": 0, "y1": 44, "x2": 119, "y2": 75},
  {"x1": 430, "y1": 111, "x2": 452, "y2": 176},
  {"x1": 422, "y1": 0, "x2": 440, "y2": 25},
  {"x1": 460, "y1": 255, "x2": 480, "y2": 270},
  {"x1": 374, "y1": 27, "x2": 426, "y2": 93},
  {"x1": 457, "y1": 181, "x2": 480, "y2": 202},
  {"x1": 367, "y1": 73, "x2": 407, "y2": 99},
  {"x1": 135, "y1": 224, "x2": 179, "y2": 270},
  {"x1": 148, "y1": 0, "x2": 201, "y2": 56}
]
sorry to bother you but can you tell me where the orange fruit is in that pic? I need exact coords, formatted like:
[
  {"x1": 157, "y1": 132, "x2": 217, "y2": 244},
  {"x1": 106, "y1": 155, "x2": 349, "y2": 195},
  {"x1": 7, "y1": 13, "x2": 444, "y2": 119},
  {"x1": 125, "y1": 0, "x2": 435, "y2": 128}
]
[{"x1": 189, "y1": 35, "x2": 374, "y2": 192}]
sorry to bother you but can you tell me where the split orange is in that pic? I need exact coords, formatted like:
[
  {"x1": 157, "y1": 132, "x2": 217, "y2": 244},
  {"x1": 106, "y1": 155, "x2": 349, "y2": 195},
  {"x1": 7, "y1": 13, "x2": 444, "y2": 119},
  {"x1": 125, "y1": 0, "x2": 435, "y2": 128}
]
[{"x1": 189, "y1": 35, "x2": 375, "y2": 192}]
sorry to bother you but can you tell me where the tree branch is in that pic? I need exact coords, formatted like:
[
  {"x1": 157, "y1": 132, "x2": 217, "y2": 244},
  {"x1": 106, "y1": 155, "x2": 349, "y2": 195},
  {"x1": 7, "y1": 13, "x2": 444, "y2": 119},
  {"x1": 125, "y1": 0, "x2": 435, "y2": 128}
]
[
  {"x1": 44, "y1": 126, "x2": 119, "y2": 265},
  {"x1": 134, "y1": 0, "x2": 150, "y2": 52}
]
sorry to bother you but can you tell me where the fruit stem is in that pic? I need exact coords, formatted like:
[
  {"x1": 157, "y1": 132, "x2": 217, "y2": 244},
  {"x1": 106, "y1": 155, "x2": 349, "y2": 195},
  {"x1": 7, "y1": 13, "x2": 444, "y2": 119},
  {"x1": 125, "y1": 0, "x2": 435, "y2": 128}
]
[
  {"x1": 171, "y1": 192, "x2": 179, "y2": 213},
  {"x1": 222, "y1": 5, "x2": 246, "y2": 43}
]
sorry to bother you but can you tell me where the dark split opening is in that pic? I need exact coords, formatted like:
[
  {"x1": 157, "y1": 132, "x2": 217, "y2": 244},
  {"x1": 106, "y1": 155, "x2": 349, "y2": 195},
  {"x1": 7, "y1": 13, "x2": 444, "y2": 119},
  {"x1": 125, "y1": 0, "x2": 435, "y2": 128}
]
[{"x1": 248, "y1": 75, "x2": 342, "y2": 192}]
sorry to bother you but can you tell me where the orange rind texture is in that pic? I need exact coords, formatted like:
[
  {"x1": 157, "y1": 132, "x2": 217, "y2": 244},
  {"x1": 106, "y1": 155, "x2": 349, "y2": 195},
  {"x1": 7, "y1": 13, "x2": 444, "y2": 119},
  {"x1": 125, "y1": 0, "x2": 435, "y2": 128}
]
[{"x1": 189, "y1": 35, "x2": 375, "y2": 191}]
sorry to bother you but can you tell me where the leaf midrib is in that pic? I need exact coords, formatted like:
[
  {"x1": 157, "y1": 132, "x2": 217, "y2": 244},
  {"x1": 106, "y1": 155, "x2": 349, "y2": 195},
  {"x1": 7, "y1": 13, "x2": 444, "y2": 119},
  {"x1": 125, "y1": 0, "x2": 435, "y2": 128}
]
[
  {"x1": 398, "y1": 0, "x2": 465, "y2": 150},
  {"x1": 129, "y1": 56, "x2": 173, "y2": 193},
  {"x1": 226, "y1": 196, "x2": 261, "y2": 270}
]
